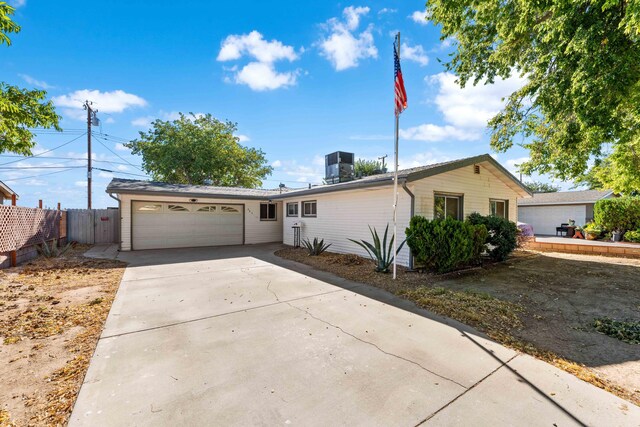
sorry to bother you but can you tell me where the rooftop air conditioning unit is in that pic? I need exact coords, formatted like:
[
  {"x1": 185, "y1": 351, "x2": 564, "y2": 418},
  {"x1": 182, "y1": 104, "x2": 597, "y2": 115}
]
[{"x1": 325, "y1": 151, "x2": 355, "y2": 184}]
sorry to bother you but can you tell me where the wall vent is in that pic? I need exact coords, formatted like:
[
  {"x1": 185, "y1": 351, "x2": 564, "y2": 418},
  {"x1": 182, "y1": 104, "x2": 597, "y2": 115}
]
[{"x1": 474, "y1": 164, "x2": 480, "y2": 174}]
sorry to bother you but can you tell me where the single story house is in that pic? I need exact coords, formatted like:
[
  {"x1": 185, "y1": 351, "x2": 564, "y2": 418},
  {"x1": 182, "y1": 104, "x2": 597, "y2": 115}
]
[
  {"x1": 517, "y1": 189, "x2": 615, "y2": 235},
  {"x1": 0, "y1": 180, "x2": 18, "y2": 205},
  {"x1": 106, "y1": 154, "x2": 531, "y2": 267}
]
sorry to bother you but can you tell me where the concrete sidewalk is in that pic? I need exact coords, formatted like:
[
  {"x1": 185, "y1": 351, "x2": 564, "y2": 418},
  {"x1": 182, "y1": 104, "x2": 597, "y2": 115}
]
[{"x1": 71, "y1": 244, "x2": 639, "y2": 426}]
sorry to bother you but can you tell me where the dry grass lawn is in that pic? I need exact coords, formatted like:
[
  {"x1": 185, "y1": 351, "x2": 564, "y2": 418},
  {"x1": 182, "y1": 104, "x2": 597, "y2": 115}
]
[
  {"x1": 276, "y1": 247, "x2": 640, "y2": 406},
  {"x1": 0, "y1": 246, "x2": 126, "y2": 426}
]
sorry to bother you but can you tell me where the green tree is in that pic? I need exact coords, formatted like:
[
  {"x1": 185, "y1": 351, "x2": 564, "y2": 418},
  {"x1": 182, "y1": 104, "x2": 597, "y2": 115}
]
[
  {"x1": 0, "y1": 2, "x2": 60, "y2": 155},
  {"x1": 354, "y1": 158, "x2": 385, "y2": 177},
  {"x1": 524, "y1": 181, "x2": 560, "y2": 193},
  {"x1": 425, "y1": 0, "x2": 640, "y2": 191},
  {"x1": 126, "y1": 113, "x2": 273, "y2": 187},
  {"x1": 574, "y1": 140, "x2": 640, "y2": 194}
]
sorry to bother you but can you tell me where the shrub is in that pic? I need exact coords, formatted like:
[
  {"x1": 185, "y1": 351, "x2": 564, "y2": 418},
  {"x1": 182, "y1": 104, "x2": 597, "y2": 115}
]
[
  {"x1": 466, "y1": 213, "x2": 518, "y2": 261},
  {"x1": 593, "y1": 317, "x2": 640, "y2": 344},
  {"x1": 302, "y1": 237, "x2": 331, "y2": 256},
  {"x1": 348, "y1": 224, "x2": 406, "y2": 273},
  {"x1": 594, "y1": 197, "x2": 640, "y2": 232},
  {"x1": 36, "y1": 239, "x2": 73, "y2": 258},
  {"x1": 623, "y1": 230, "x2": 640, "y2": 243},
  {"x1": 405, "y1": 216, "x2": 488, "y2": 273}
]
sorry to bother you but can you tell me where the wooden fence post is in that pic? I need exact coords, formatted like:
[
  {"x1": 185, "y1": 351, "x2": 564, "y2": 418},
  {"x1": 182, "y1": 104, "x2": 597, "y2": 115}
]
[
  {"x1": 11, "y1": 194, "x2": 16, "y2": 206},
  {"x1": 38, "y1": 199, "x2": 43, "y2": 209}
]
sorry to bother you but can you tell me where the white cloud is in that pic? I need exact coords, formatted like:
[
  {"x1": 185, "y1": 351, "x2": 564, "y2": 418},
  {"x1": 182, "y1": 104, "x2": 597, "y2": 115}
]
[
  {"x1": 18, "y1": 74, "x2": 54, "y2": 89},
  {"x1": 401, "y1": 43, "x2": 428, "y2": 66},
  {"x1": 410, "y1": 10, "x2": 428, "y2": 25},
  {"x1": 505, "y1": 157, "x2": 530, "y2": 175},
  {"x1": 116, "y1": 165, "x2": 129, "y2": 171},
  {"x1": 237, "y1": 134, "x2": 250, "y2": 142},
  {"x1": 399, "y1": 152, "x2": 452, "y2": 169},
  {"x1": 400, "y1": 72, "x2": 527, "y2": 142},
  {"x1": 430, "y1": 72, "x2": 526, "y2": 129},
  {"x1": 115, "y1": 143, "x2": 129, "y2": 151},
  {"x1": 217, "y1": 31, "x2": 298, "y2": 63},
  {"x1": 271, "y1": 160, "x2": 282, "y2": 168},
  {"x1": 319, "y1": 6, "x2": 377, "y2": 71},
  {"x1": 217, "y1": 31, "x2": 300, "y2": 91},
  {"x1": 378, "y1": 8, "x2": 397, "y2": 15},
  {"x1": 9, "y1": 0, "x2": 26, "y2": 8},
  {"x1": 399, "y1": 124, "x2": 479, "y2": 142},
  {"x1": 75, "y1": 181, "x2": 87, "y2": 187},
  {"x1": 276, "y1": 157, "x2": 325, "y2": 184},
  {"x1": 234, "y1": 62, "x2": 297, "y2": 91},
  {"x1": 53, "y1": 89, "x2": 147, "y2": 121},
  {"x1": 131, "y1": 116, "x2": 154, "y2": 128}
]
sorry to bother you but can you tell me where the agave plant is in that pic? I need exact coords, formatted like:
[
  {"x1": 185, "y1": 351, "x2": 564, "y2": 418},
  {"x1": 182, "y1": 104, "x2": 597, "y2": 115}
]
[
  {"x1": 348, "y1": 224, "x2": 406, "y2": 273},
  {"x1": 302, "y1": 237, "x2": 332, "y2": 256},
  {"x1": 37, "y1": 239, "x2": 73, "y2": 258}
]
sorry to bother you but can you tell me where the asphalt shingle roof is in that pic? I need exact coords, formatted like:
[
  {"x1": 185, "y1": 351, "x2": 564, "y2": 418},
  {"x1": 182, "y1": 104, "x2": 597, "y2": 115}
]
[
  {"x1": 106, "y1": 179, "x2": 285, "y2": 200},
  {"x1": 517, "y1": 189, "x2": 613, "y2": 206}
]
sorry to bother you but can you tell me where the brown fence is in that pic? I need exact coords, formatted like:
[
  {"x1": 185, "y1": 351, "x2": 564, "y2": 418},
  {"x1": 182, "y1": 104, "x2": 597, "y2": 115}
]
[
  {"x1": 66, "y1": 209, "x2": 120, "y2": 244},
  {"x1": 0, "y1": 205, "x2": 66, "y2": 268}
]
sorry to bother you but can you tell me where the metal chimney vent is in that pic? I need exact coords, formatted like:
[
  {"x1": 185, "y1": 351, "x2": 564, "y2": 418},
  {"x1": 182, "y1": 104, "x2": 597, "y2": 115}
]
[{"x1": 325, "y1": 151, "x2": 355, "y2": 184}]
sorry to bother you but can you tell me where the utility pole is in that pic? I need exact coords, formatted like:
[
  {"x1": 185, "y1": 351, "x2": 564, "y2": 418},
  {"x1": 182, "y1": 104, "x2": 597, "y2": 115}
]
[
  {"x1": 84, "y1": 101, "x2": 98, "y2": 209},
  {"x1": 378, "y1": 154, "x2": 388, "y2": 171}
]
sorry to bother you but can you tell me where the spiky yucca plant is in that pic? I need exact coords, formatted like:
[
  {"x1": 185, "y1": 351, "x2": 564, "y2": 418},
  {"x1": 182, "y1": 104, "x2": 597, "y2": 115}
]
[
  {"x1": 348, "y1": 224, "x2": 406, "y2": 273},
  {"x1": 302, "y1": 237, "x2": 332, "y2": 256},
  {"x1": 37, "y1": 239, "x2": 73, "y2": 258}
]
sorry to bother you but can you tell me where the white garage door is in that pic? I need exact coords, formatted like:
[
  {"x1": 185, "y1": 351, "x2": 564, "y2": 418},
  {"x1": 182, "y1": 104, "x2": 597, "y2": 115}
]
[
  {"x1": 132, "y1": 202, "x2": 243, "y2": 250},
  {"x1": 518, "y1": 205, "x2": 586, "y2": 236}
]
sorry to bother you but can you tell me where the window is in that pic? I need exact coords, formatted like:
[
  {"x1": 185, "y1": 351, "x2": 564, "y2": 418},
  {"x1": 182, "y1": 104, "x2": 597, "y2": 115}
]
[
  {"x1": 490, "y1": 199, "x2": 508, "y2": 219},
  {"x1": 137, "y1": 203, "x2": 162, "y2": 212},
  {"x1": 434, "y1": 194, "x2": 462, "y2": 220},
  {"x1": 260, "y1": 203, "x2": 277, "y2": 221},
  {"x1": 302, "y1": 200, "x2": 317, "y2": 217},
  {"x1": 286, "y1": 202, "x2": 298, "y2": 217},
  {"x1": 220, "y1": 206, "x2": 240, "y2": 213},
  {"x1": 197, "y1": 205, "x2": 217, "y2": 212},
  {"x1": 168, "y1": 204, "x2": 189, "y2": 212}
]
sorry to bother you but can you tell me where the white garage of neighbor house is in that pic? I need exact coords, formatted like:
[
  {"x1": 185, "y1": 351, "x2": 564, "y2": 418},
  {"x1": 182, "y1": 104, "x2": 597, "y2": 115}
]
[
  {"x1": 517, "y1": 189, "x2": 615, "y2": 236},
  {"x1": 106, "y1": 154, "x2": 531, "y2": 267}
]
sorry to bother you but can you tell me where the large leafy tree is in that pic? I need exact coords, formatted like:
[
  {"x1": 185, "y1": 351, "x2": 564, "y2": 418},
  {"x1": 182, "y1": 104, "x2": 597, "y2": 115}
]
[
  {"x1": 425, "y1": 0, "x2": 640, "y2": 193},
  {"x1": 127, "y1": 113, "x2": 273, "y2": 187},
  {"x1": 0, "y1": 2, "x2": 60, "y2": 155},
  {"x1": 354, "y1": 158, "x2": 385, "y2": 177}
]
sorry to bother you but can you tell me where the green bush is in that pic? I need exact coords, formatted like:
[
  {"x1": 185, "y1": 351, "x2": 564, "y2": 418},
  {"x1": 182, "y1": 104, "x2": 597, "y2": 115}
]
[
  {"x1": 405, "y1": 216, "x2": 488, "y2": 273},
  {"x1": 466, "y1": 213, "x2": 518, "y2": 261},
  {"x1": 623, "y1": 230, "x2": 640, "y2": 243},
  {"x1": 594, "y1": 197, "x2": 640, "y2": 232}
]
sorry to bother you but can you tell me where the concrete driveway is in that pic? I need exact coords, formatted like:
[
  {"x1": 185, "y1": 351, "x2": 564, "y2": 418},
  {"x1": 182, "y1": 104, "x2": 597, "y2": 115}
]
[{"x1": 70, "y1": 244, "x2": 639, "y2": 426}]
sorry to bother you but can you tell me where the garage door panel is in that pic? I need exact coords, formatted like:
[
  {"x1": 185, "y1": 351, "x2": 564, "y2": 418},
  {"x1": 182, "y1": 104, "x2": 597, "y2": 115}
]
[
  {"x1": 132, "y1": 202, "x2": 243, "y2": 250},
  {"x1": 518, "y1": 205, "x2": 586, "y2": 236}
]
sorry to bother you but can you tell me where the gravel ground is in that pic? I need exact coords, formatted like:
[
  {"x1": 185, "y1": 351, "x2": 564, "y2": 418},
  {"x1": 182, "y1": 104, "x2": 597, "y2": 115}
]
[{"x1": 0, "y1": 246, "x2": 126, "y2": 426}]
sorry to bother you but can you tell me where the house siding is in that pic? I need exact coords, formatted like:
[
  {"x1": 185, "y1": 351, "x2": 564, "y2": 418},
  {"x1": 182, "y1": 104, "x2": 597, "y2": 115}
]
[
  {"x1": 118, "y1": 194, "x2": 282, "y2": 251},
  {"x1": 281, "y1": 186, "x2": 413, "y2": 267},
  {"x1": 411, "y1": 164, "x2": 520, "y2": 221}
]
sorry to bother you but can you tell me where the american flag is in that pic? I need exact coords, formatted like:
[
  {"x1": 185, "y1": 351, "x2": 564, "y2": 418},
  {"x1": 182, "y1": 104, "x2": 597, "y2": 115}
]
[{"x1": 394, "y1": 40, "x2": 407, "y2": 116}]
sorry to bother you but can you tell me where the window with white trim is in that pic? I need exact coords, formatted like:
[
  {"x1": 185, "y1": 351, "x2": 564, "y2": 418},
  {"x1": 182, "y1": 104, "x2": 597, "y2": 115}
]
[
  {"x1": 490, "y1": 199, "x2": 508, "y2": 219},
  {"x1": 137, "y1": 203, "x2": 162, "y2": 212},
  {"x1": 260, "y1": 203, "x2": 277, "y2": 221},
  {"x1": 286, "y1": 202, "x2": 298, "y2": 217},
  {"x1": 302, "y1": 200, "x2": 317, "y2": 217},
  {"x1": 434, "y1": 194, "x2": 462, "y2": 220}
]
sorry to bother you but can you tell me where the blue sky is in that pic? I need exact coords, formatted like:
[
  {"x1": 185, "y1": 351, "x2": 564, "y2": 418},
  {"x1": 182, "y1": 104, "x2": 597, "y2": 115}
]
[{"x1": 2, "y1": 0, "x2": 554, "y2": 209}]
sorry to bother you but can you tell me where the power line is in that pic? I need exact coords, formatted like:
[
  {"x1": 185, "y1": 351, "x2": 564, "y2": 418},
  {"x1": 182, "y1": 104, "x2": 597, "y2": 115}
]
[
  {"x1": 91, "y1": 133, "x2": 144, "y2": 172},
  {"x1": 0, "y1": 133, "x2": 87, "y2": 166},
  {"x1": 0, "y1": 165, "x2": 85, "y2": 170},
  {"x1": 92, "y1": 167, "x2": 148, "y2": 178},
  {"x1": 3, "y1": 168, "x2": 79, "y2": 182},
  {"x1": 0, "y1": 155, "x2": 134, "y2": 167}
]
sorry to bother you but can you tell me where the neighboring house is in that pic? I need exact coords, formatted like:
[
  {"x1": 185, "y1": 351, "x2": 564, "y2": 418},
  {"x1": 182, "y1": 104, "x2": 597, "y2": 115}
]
[
  {"x1": 106, "y1": 153, "x2": 531, "y2": 267},
  {"x1": 518, "y1": 189, "x2": 615, "y2": 235},
  {"x1": 0, "y1": 181, "x2": 18, "y2": 205}
]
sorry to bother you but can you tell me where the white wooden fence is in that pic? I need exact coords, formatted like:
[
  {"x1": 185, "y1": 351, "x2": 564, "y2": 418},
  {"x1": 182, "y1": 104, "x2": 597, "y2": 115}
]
[{"x1": 67, "y1": 208, "x2": 120, "y2": 244}]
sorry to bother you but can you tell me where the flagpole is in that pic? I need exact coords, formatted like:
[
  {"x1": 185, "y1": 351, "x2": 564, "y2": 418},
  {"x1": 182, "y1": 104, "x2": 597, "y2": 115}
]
[{"x1": 393, "y1": 32, "x2": 400, "y2": 280}]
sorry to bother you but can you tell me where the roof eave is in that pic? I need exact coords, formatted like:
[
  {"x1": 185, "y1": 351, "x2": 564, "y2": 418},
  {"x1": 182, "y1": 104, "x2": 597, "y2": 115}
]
[
  {"x1": 106, "y1": 188, "x2": 275, "y2": 201},
  {"x1": 271, "y1": 176, "x2": 396, "y2": 199}
]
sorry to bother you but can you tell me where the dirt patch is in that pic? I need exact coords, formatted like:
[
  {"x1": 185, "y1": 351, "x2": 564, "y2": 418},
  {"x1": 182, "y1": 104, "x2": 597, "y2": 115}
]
[
  {"x1": 275, "y1": 247, "x2": 640, "y2": 406},
  {"x1": 0, "y1": 246, "x2": 126, "y2": 426}
]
